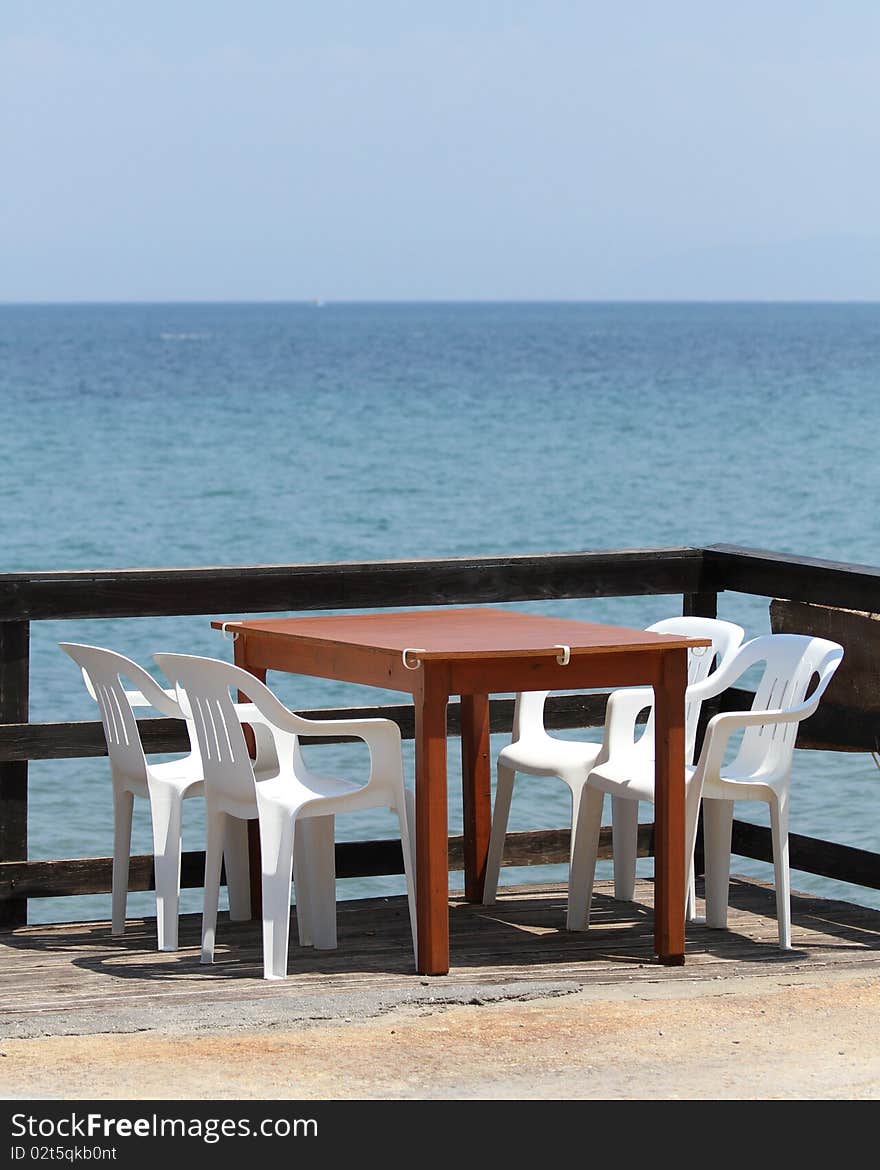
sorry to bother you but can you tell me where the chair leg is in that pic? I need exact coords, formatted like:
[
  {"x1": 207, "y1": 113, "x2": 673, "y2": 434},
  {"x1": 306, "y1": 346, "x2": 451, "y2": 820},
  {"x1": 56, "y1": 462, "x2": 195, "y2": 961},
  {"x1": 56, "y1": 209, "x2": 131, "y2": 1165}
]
[
  {"x1": 111, "y1": 787, "x2": 134, "y2": 937},
  {"x1": 302, "y1": 814, "x2": 337, "y2": 951},
  {"x1": 201, "y1": 806, "x2": 226, "y2": 964},
  {"x1": 703, "y1": 798, "x2": 734, "y2": 930},
  {"x1": 684, "y1": 787, "x2": 704, "y2": 922},
  {"x1": 611, "y1": 796, "x2": 639, "y2": 901},
  {"x1": 293, "y1": 821, "x2": 313, "y2": 947},
  {"x1": 483, "y1": 763, "x2": 515, "y2": 905},
  {"x1": 566, "y1": 785, "x2": 604, "y2": 931},
  {"x1": 397, "y1": 793, "x2": 418, "y2": 963},
  {"x1": 686, "y1": 869, "x2": 697, "y2": 922},
  {"x1": 769, "y1": 791, "x2": 792, "y2": 950},
  {"x1": 258, "y1": 807, "x2": 296, "y2": 980},
  {"x1": 404, "y1": 785, "x2": 417, "y2": 890},
  {"x1": 223, "y1": 815, "x2": 251, "y2": 922},
  {"x1": 149, "y1": 787, "x2": 183, "y2": 952}
]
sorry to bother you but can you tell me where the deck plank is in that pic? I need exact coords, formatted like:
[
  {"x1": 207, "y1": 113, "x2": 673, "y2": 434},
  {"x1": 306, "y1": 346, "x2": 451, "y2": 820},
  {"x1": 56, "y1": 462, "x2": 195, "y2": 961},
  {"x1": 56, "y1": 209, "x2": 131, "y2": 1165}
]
[{"x1": 1, "y1": 877, "x2": 878, "y2": 1032}]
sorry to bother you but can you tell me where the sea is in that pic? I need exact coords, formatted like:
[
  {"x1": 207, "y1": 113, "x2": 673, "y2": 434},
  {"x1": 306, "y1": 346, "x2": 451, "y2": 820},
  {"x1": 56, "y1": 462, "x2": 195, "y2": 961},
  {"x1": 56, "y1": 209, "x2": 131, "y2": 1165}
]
[{"x1": 1, "y1": 300, "x2": 878, "y2": 924}]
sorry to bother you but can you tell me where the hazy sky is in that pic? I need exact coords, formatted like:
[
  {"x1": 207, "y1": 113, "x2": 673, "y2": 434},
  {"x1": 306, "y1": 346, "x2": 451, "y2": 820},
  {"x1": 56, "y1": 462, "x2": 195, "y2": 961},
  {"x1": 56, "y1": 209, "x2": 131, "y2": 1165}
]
[{"x1": 3, "y1": 2, "x2": 880, "y2": 301}]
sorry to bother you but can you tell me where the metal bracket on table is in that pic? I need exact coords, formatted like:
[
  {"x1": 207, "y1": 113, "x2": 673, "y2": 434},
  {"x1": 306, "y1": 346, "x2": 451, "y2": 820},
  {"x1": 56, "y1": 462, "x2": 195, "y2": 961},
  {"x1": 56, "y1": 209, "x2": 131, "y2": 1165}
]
[
  {"x1": 554, "y1": 644, "x2": 571, "y2": 665},
  {"x1": 219, "y1": 622, "x2": 240, "y2": 642},
  {"x1": 402, "y1": 647, "x2": 426, "y2": 670}
]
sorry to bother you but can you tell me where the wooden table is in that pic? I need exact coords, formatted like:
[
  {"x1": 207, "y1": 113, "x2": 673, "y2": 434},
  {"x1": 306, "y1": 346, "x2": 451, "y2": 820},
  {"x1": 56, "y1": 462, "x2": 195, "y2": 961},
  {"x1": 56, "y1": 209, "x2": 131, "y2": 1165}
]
[{"x1": 211, "y1": 607, "x2": 709, "y2": 976}]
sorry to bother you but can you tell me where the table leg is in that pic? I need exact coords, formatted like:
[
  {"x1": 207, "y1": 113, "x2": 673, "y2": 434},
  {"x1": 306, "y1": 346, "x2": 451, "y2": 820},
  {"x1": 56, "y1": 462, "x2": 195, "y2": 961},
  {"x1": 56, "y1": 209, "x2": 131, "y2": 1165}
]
[
  {"x1": 233, "y1": 637, "x2": 264, "y2": 920},
  {"x1": 414, "y1": 665, "x2": 450, "y2": 975},
  {"x1": 653, "y1": 647, "x2": 688, "y2": 964},
  {"x1": 460, "y1": 692, "x2": 491, "y2": 902}
]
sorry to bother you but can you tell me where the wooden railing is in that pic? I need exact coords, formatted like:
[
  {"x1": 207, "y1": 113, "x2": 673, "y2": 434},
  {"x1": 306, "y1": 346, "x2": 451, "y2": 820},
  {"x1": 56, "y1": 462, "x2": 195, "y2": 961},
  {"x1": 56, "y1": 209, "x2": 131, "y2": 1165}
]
[{"x1": 1, "y1": 543, "x2": 878, "y2": 927}]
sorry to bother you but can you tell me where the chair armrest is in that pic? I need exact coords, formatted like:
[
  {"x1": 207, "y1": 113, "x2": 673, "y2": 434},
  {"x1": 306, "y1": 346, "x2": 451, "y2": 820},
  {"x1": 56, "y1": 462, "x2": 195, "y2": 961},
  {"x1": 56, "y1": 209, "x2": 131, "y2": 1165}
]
[
  {"x1": 293, "y1": 716, "x2": 403, "y2": 779},
  {"x1": 695, "y1": 711, "x2": 744, "y2": 782},
  {"x1": 602, "y1": 687, "x2": 654, "y2": 758},
  {"x1": 683, "y1": 654, "x2": 750, "y2": 705},
  {"x1": 511, "y1": 690, "x2": 550, "y2": 741},
  {"x1": 322, "y1": 718, "x2": 404, "y2": 779},
  {"x1": 696, "y1": 703, "x2": 813, "y2": 781},
  {"x1": 704, "y1": 692, "x2": 824, "y2": 738},
  {"x1": 241, "y1": 679, "x2": 401, "y2": 744},
  {"x1": 206, "y1": 663, "x2": 405, "y2": 778},
  {"x1": 243, "y1": 700, "x2": 403, "y2": 779}
]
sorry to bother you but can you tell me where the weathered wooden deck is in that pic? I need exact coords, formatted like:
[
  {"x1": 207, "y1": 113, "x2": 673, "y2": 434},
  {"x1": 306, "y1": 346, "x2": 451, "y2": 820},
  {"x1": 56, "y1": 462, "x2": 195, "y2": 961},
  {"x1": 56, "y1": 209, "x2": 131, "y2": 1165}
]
[{"x1": 2, "y1": 876, "x2": 879, "y2": 1039}]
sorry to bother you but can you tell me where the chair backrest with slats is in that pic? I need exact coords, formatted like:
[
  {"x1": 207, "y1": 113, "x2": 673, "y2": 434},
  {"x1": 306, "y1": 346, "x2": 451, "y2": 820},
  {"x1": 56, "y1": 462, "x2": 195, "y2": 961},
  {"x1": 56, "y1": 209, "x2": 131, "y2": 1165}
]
[
  {"x1": 59, "y1": 642, "x2": 185, "y2": 793},
  {"x1": 728, "y1": 633, "x2": 844, "y2": 777},
  {"x1": 153, "y1": 653, "x2": 264, "y2": 809},
  {"x1": 639, "y1": 617, "x2": 745, "y2": 761}
]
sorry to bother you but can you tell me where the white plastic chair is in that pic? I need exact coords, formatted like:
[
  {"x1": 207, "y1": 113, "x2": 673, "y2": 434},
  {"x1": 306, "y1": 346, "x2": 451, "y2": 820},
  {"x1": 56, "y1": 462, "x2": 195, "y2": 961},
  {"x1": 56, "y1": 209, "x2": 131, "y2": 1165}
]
[
  {"x1": 482, "y1": 616, "x2": 744, "y2": 924},
  {"x1": 153, "y1": 652, "x2": 417, "y2": 980},
  {"x1": 571, "y1": 633, "x2": 844, "y2": 948},
  {"x1": 59, "y1": 642, "x2": 251, "y2": 951}
]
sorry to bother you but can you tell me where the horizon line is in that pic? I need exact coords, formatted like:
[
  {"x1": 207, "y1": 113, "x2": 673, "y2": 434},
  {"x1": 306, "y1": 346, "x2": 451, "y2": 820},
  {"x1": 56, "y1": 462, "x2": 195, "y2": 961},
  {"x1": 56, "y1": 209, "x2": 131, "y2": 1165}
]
[{"x1": 3, "y1": 297, "x2": 880, "y2": 307}]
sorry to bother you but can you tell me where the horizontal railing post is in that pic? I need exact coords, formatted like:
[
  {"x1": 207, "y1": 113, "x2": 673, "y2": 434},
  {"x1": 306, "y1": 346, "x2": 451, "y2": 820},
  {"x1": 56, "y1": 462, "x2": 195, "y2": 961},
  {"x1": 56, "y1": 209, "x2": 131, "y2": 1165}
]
[
  {"x1": 4, "y1": 819, "x2": 877, "y2": 903},
  {"x1": 0, "y1": 692, "x2": 621, "y2": 762},
  {"x1": 730, "y1": 820, "x2": 880, "y2": 891},
  {"x1": 703, "y1": 544, "x2": 880, "y2": 612},
  {"x1": 0, "y1": 547, "x2": 705, "y2": 621},
  {"x1": 0, "y1": 825, "x2": 643, "y2": 904}
]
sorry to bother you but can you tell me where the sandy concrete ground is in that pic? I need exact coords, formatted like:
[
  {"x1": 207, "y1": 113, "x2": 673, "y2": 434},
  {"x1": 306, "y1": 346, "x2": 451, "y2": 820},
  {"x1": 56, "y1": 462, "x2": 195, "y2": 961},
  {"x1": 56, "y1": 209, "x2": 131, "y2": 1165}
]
[{"x1": 2, "y1": 968, "x2": 879, "y2": 1100}]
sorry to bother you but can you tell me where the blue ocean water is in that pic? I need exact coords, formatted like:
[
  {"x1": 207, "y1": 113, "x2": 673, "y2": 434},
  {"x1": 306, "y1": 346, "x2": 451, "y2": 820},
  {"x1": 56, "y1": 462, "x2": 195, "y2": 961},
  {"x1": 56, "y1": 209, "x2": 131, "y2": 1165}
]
[{"x1": 1, "y1": 301, "x2": 878, "y2": 923}]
